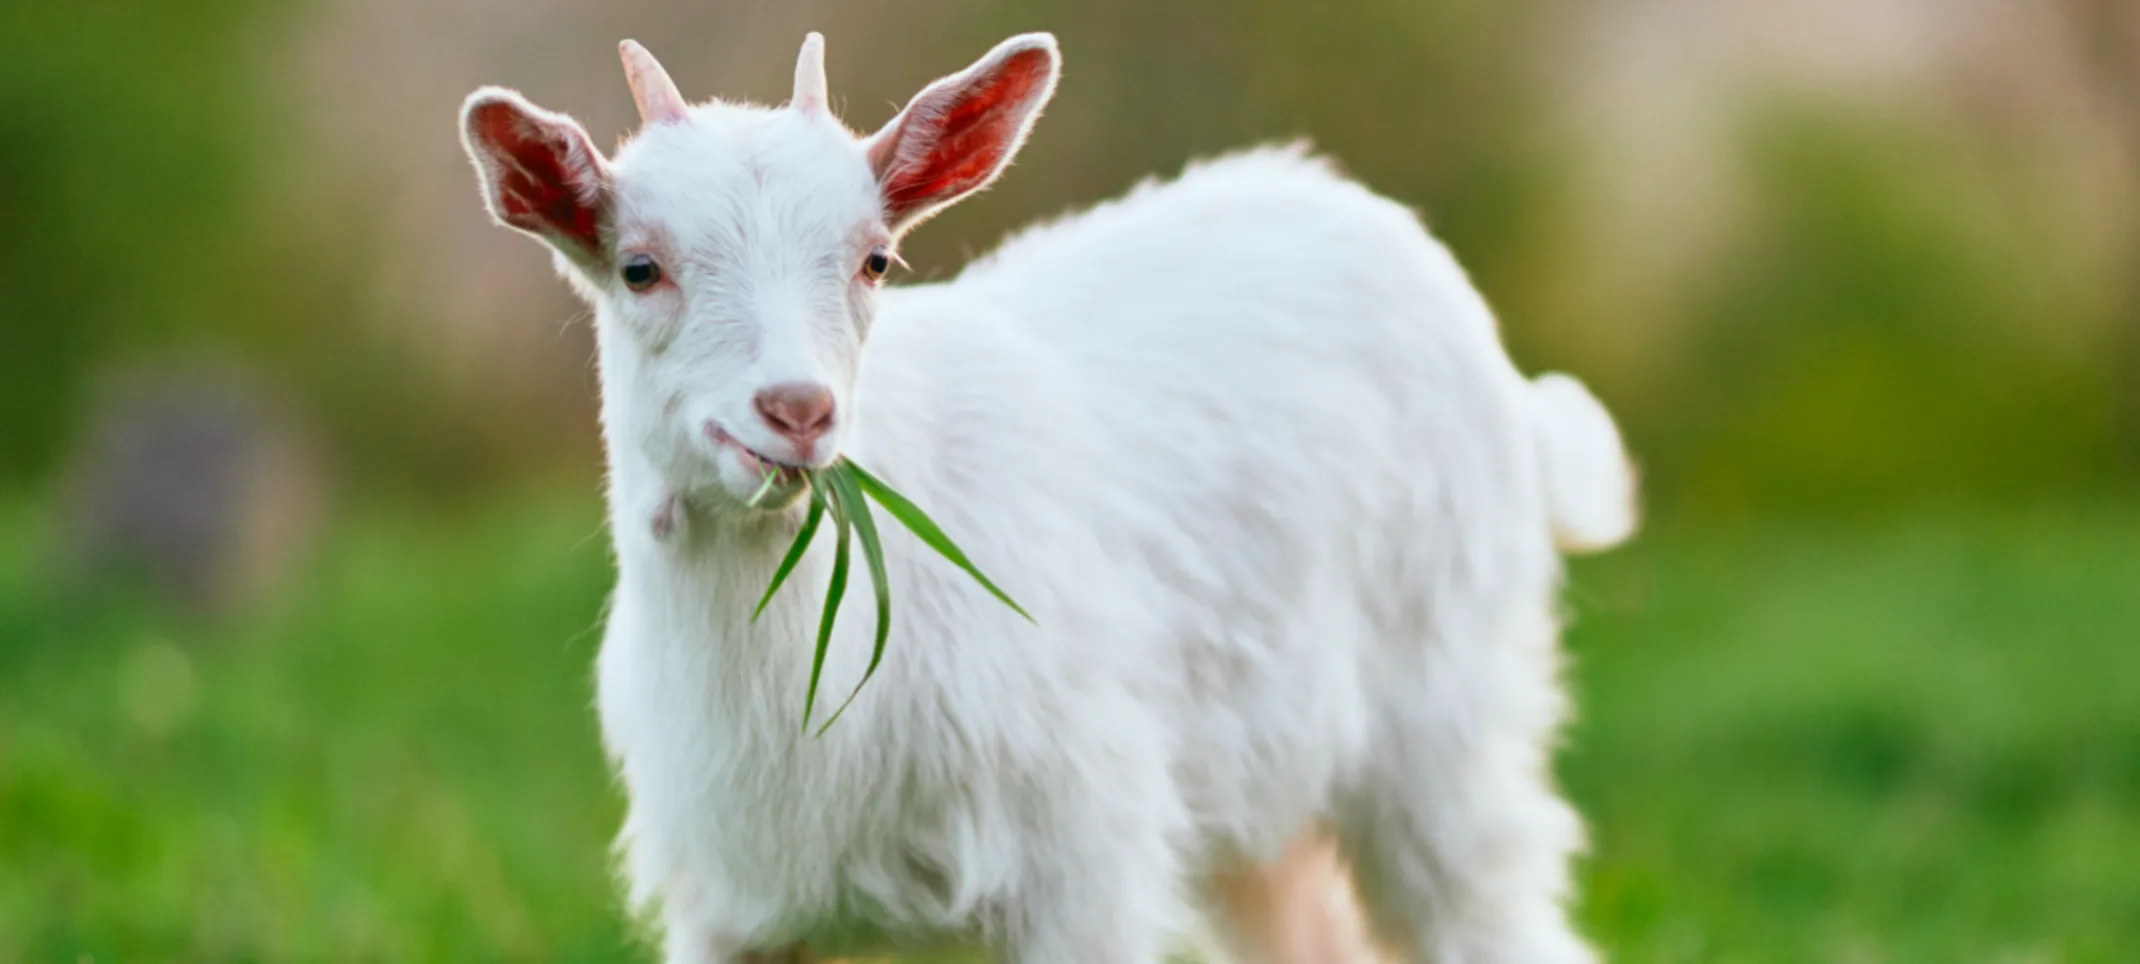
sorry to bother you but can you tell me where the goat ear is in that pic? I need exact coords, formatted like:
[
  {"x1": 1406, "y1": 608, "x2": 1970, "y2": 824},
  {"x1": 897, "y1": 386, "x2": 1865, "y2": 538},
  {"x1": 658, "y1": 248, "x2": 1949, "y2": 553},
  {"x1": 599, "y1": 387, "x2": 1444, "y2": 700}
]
[
  {"x1": 459, "y1": 87, "x2": 612, "y2": 265},
  {"x1": 865, "y1": 33, "x2": 1060, "y2": 234}
]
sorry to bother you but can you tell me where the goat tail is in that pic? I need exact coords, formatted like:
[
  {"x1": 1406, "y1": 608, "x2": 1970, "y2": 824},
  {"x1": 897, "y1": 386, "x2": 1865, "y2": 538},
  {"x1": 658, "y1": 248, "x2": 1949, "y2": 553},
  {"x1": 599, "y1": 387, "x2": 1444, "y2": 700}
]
[{"x1": 1525, "y1": 372, "x2": 1639, "y2": 554}]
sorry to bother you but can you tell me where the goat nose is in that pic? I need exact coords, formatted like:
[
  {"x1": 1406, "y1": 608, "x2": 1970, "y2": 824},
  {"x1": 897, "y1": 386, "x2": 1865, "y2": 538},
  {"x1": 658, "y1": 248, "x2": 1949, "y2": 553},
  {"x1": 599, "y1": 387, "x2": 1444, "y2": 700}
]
[{"x1": 753, "y1": 382, "x2": 836, "y2": 451}]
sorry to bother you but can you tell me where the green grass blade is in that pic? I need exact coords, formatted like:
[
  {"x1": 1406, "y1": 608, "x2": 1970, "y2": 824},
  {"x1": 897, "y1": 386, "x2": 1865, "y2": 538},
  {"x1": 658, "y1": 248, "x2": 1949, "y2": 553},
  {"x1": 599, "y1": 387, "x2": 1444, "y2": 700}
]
[
  {"x1": 752, "y1": 486, "x2": 825, "y2": 623},
  {"x1": 844, "y1": 460, "x2": 1034, "y2": 623},
  {"x1": 799, "y1": 474, "x2": 852, "y2": 734},
  {"x1": 744, "y1": 467, "x2": 781, "y2": 507},
  {"x1": 817, "y1": 465, "x2": 891, "y2": 734}
]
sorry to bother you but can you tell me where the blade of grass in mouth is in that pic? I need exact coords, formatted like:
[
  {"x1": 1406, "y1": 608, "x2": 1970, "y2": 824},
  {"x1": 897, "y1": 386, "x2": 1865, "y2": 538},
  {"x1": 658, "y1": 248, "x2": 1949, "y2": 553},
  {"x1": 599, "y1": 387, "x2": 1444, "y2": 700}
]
[
  {"x1": 755, "y1": 457, "x2": 1033, "y2": 734},
  {"x1": 814, "y1": 464, "x2": 890, "y2": 734},
  {"x1": 797, "y1": 475, "x2": 850, "y2": 734},
  {"x1": 744, "y1": 466, "x2": 782, "y2": 507},
  {"x1": 845, "y1": 461, "x2": 1033, "y2": 623},
  {"x1": 753, "y1": 481, "x2": 824, "y2": 622}
]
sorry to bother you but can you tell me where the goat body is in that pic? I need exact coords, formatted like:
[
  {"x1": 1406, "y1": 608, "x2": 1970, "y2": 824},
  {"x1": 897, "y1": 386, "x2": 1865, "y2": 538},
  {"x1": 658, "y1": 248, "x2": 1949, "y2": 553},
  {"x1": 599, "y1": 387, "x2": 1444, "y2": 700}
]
[{"x1": 462, "y1": 32, "x2": 1635, "y2": 964}]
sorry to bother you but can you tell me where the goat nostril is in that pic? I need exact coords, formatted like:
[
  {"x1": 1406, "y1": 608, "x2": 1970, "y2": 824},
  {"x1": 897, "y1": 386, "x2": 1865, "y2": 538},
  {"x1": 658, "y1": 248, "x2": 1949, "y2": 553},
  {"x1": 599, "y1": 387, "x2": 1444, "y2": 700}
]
[{"x1": 753, "y1": 383, "x2": 836, "y2": 443}]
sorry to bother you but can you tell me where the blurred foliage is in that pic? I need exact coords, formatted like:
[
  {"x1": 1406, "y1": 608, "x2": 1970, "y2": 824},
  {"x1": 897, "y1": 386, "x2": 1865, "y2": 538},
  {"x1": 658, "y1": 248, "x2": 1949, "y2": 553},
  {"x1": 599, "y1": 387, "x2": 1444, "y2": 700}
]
[
  {"x1": 1567, "y1": 503, "x2": 2140, "y2": 960},
  {"x1": 0, "y1": 0, "x2": 571, "y2": 496},
  {"x1": 1641, "y1": 105, "x2": 2126, "y2": 512},
  {"x1": 0, "y1": 496, "x2": 629, "y2": 961},
  {"x1": 4, "y1": 495, "x2": 2137, "y2": 960},
  {"x1": 0, "y1": 0, "x2": 268, "y2": 478},
  {"x1": 2, "y1": 0, "x2": 2130, "y2": 512}
]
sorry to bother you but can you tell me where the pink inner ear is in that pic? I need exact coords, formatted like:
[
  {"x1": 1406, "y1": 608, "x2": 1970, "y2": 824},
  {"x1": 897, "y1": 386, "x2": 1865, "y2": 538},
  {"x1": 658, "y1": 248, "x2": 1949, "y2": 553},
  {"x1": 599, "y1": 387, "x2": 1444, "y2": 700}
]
[
  {"x1": 881, "y1": 48, "x2": 1051, "y2": 221},
  {"x1": 471, "y1": 102, "x2": 604, "y2": 253}
]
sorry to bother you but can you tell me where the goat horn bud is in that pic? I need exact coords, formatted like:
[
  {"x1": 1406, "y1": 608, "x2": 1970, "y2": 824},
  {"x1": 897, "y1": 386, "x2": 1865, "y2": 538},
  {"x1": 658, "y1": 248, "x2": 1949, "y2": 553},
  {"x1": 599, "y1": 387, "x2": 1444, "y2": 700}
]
[
  {"x1": 793, "y1": 32, "x2": 828, "y2": 112},
  {"x1": 620, "y1": 39, "x2": 687, "y2": 126}
]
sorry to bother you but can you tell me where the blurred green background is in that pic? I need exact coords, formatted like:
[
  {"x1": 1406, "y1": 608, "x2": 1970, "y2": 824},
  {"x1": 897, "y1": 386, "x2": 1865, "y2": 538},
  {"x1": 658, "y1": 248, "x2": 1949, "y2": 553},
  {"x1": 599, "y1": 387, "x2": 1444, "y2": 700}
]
[{"x1": 3, "y1": 0, "x2": 2136, "y2": 960}]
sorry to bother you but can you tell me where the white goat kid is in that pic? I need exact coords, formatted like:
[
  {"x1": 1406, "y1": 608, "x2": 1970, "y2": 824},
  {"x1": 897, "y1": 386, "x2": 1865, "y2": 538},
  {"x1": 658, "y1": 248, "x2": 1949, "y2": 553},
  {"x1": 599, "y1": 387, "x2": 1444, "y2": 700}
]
[{"x1": 460, "y1": 31, "x2": 1636, "y2": 964}]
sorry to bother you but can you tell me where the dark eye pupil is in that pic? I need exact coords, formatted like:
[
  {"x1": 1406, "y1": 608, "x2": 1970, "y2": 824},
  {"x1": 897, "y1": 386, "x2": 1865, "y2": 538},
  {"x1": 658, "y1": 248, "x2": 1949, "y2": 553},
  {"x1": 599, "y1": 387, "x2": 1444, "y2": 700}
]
[
  {"x1": 866, "y1": 253, "x2": 890, "y2": 276},
  {"x1": 622, "y1": 256, "x2": 660, "y2": 289}
]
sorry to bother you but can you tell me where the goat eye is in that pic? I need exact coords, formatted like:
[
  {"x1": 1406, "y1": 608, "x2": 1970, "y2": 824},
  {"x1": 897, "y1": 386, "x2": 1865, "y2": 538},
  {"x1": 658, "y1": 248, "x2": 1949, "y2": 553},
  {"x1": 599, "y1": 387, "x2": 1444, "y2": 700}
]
[
  {"x1": 862, "y1": 249, "x2": 891, "y2": 283},
  {"x1": 621, "y1": 254, "x2": 662, "y2": 291}
]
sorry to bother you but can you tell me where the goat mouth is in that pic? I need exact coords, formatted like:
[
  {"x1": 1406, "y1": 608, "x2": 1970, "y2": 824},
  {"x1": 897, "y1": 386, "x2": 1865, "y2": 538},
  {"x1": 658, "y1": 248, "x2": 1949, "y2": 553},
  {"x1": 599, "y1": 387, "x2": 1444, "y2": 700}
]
[
  {"x1": 704, "y1": 422, "x2": 807, "y2": 489},
  {"x1": 741, "y1": 450, "x2": 806, "y2": 487}
]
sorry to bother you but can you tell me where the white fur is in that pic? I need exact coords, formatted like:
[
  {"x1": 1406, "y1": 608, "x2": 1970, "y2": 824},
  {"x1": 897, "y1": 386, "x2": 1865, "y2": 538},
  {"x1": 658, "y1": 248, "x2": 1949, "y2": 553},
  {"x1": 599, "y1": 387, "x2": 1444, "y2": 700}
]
[
  {"x1": 1528, "y1": 373, "x2": 1640, "y2": 554},
  {"x1": 462, "y1": 32, "x2": 1635, "y2": 964}
]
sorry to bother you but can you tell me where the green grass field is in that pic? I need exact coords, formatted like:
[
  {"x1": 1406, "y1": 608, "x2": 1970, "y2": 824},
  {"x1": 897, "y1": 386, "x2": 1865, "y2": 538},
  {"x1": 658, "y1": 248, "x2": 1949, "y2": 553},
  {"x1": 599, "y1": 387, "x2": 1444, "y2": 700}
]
[{"x1": 4, "y1": 495, "x2": 2136, "y2": 962}]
